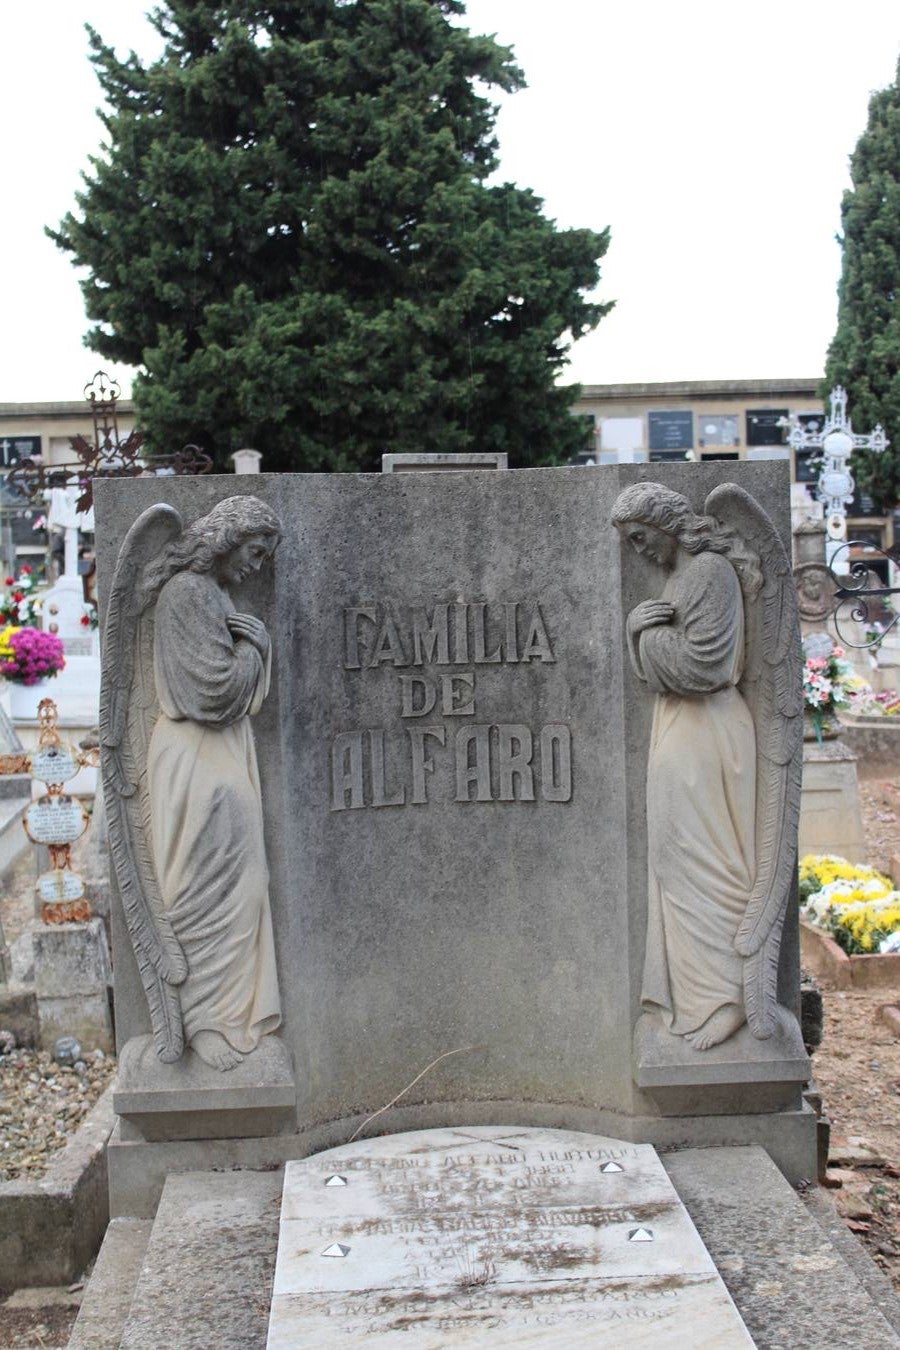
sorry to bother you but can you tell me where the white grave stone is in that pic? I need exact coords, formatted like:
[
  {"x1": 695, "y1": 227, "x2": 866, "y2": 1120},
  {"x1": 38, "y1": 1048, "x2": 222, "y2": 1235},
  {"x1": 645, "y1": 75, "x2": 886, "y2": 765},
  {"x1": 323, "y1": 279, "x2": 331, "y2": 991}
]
[
  {"x1": 38, "y1": 480, "x2": 102, "y2": 722},
  {"x1": 267, "y1": 1126, "x2": 752, "y2": 1347}
]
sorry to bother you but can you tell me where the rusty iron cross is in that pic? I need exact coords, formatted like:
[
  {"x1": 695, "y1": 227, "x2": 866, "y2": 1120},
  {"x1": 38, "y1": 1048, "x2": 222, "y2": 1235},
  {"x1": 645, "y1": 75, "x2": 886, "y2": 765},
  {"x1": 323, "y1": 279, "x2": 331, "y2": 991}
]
[{"x1": 6, "y1": 371, "x2": 212, "y2": 514}]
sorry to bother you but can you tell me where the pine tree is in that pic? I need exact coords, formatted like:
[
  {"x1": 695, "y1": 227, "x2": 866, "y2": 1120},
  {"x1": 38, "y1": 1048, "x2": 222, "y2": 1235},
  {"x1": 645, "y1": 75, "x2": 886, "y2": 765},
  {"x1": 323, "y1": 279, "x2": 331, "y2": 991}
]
[
  {"x1": 50, "y1": 1, "x2": 611, "y2": 471},
  {"x1": 824, "y1": 57, "x2": 900, "y2": 511}
]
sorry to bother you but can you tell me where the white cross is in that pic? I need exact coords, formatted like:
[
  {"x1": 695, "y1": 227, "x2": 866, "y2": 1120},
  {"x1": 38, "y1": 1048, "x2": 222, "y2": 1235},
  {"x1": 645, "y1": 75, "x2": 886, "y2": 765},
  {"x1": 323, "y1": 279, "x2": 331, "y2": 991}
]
[{"x1": 787, "y1": 387, "x2": 888, "y2": 543}]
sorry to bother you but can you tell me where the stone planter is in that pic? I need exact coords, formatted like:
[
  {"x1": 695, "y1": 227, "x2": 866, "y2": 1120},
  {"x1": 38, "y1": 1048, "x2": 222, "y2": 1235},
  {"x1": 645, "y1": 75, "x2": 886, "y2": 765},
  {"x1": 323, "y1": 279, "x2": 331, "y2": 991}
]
[
  {"x1": 800, "y1": 918, "x2": 900, "y2": 990},
  {"x1": 8, "y1": 679, "x2": 53, "y2": 722}
]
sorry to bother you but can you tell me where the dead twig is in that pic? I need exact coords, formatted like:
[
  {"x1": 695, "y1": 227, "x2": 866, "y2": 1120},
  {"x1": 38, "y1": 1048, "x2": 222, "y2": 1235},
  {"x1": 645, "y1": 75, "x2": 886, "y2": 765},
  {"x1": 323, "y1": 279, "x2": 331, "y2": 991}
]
[{"x1": 347, "y1": 1045, "x2": 483, "y2": 1144}]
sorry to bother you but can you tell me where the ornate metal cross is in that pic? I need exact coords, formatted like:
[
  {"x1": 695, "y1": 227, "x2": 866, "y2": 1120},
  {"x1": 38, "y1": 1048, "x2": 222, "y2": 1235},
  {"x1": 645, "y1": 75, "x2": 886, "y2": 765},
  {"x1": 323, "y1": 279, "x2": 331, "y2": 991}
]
[
  {"x1": 6, "y1": 371, "x2": 212, "y2": 515},
  {"x1": 786, "y1": 385, "x2": 888, "y2": 540}
]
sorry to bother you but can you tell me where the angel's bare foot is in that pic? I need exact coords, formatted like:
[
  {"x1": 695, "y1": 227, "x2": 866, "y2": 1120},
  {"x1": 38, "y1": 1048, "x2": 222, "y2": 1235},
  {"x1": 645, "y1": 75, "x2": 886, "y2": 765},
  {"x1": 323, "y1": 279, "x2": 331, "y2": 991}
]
[
  {"x1": 684, "y1": 1006, "x2": 745, "y2": 1051},
  {"x1": 191, "y1": 1030, "x2": 244, "y2": 1072}
]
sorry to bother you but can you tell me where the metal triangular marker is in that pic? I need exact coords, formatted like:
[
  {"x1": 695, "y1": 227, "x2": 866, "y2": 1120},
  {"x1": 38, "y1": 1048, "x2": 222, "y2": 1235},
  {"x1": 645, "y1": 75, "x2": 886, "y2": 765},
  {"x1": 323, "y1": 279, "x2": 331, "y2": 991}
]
[
  {"x1": 600, "y1": 1161, "x2": 624, "y2": 1173},
  {"x1": 628, "y1": 1228, "x2": 654, "y2": 1242},
  {"x1": 324, "y1": 1174, "x2": 348, "y2": 1187},
  {"x1": 322, "y1": 1243, "x2": 351, "y2": 1258}
]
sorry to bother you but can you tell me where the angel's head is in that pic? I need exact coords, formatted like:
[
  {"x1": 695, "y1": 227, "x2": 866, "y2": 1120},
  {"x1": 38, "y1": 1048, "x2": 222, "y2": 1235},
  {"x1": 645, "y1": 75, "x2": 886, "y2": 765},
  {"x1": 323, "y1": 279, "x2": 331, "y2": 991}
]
[
  {"x1": 143, "y1": 495, "x2": 282, "y2": 598},
  {"x1": 612, "y1": 481, "x2": 762, "y2": 597},
  {"x1": 611, "y1": 483, "x2": 692, "y2": 570},
  {"x1": 198, "y1": 496, "x2": 282, "y2": 587}
]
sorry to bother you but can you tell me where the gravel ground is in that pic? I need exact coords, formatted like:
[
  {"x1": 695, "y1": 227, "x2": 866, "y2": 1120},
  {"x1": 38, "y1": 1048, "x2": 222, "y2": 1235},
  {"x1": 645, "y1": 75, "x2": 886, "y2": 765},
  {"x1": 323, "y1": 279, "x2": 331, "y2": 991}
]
[
  {"x1": 810, "y1": 767, "x2": 900, "y2": 1293},
  {"x1": 814, "y1": 985, "x2": 900, "y2": 1292},
  {"x1": 0, "y1": 1046, "x2": 116, "y2": 1183}
]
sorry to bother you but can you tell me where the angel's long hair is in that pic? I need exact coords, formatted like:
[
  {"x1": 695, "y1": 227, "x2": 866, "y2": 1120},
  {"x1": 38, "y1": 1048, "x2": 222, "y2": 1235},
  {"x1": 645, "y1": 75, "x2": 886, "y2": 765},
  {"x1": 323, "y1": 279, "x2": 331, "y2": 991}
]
[
  {"x1": 142, "y1": 495, "x2": 282, "y2": 601},
  {"x1": 611, "y1": 482, "x2": 762, "y2": 599}
]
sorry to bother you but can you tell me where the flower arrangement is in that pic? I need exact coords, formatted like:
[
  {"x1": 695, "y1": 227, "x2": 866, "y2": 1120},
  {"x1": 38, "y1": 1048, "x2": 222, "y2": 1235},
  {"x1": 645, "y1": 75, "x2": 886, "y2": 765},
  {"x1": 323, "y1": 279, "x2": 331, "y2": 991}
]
[
  {"x1": 799, "y1": 853, "x2": 900, "y2": 955},
  {"x1": 844, "y1": 685, "x2": 900, "y2": 717},
  {"x1": 0, "y1": 566, "x2": 45, "y2": 628},
  {"x1": 0, "y1": 625, "x2": 65, "y2": 685},
  {"x1": 80, "y1": 603, "x2": 99, "y2": 632},
  {"x1": 802, "y1": 646, "x2": 863, "y2": 740}
]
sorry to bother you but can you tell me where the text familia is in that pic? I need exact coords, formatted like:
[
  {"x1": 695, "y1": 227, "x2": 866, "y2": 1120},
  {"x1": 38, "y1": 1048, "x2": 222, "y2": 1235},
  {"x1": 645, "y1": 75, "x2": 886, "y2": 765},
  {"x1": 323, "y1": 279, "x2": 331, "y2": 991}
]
[{"x1": 331, "y1": 601, "x2": 573, "y2": 810}]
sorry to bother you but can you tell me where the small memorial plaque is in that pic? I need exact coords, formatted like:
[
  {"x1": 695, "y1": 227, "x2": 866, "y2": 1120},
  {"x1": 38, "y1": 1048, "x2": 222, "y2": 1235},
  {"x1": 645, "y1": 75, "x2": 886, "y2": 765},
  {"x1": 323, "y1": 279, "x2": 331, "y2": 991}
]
[
  {"x1": 32, "y1": 744, "x2": 80, "y2": 786},
  {"x1": 25, "y1": 795, "x2": 88, "y2": 846},
  {"x1": 699, "y1": 414, "x2": 739, "y2": 448},
  {"x1": 36, "y1": 869, "x2": 86, "y2": 904},
  {"x1": 267, "y1": 1126, "x2": 752, "y2": 1347},
  {"x1": 648, "y1": 410, "x2": 693, "y2": 451},
  {"x1": 746, "y1": 408, "x2": 788, "y2": 447}
]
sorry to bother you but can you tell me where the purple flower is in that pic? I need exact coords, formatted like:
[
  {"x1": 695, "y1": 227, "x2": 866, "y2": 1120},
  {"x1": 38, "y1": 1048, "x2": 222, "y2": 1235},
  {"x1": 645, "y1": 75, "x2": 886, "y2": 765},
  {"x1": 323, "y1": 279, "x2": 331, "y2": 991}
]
[{"x1": 2, "y1": 628, "x2": 65, "y2": 685}]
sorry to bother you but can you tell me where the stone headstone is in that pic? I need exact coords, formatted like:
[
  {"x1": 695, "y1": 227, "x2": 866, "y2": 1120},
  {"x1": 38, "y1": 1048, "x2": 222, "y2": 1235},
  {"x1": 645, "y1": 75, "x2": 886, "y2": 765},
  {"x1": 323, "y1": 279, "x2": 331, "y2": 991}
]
[
  {"x1": 802, "y1": 631, "x2": 834, "y2": 662},
  {"x1": 381, "y1": 452, "x2": 508, "y2": 472},
  {"x1": 266, "y1": 1126, "x2": 752, "y2": 1347},
  {"x1": 32, "y1": 917, "x2": 113, "y2": 1053},
  {"x1": 94, "y1": 464, "x2": 816, "y2": 1206}
]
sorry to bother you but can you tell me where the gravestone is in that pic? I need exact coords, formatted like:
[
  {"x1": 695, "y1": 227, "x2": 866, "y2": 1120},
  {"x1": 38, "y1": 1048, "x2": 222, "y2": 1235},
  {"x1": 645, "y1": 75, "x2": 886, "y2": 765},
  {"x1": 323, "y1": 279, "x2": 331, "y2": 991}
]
[
  {"x1": 267, "y1": 1126, "x2": 752, "y2": 1347},
  {"x1": 95, "y1": 463, "x2": 816, "y2": 1217}
]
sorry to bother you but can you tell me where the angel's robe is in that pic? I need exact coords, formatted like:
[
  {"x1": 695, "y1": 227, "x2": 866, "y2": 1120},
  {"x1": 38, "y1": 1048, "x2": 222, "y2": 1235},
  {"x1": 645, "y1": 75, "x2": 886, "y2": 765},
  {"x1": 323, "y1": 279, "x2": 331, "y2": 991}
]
[
  {"x1": 628, "y1": 549, "x2": 756, "y2": 1036},
  {"x1": 147, "y1": 569, "x2": 281, "y2": 1054}
]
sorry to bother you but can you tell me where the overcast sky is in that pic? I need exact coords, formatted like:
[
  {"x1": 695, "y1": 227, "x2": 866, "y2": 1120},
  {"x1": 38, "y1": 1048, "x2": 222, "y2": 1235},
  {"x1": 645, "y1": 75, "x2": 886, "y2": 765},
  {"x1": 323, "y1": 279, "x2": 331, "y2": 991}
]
[{"x1": 1, "y1": 1, "x2": 897, "y2": 402}]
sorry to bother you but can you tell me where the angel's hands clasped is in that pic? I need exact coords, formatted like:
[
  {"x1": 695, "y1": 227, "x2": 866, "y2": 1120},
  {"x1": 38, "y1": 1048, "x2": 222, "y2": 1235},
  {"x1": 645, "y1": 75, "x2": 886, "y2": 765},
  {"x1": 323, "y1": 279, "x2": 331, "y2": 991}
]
[
  {"x1": 628, "y1": 600, "x2": 675, "y2": 636},
  {"x1": 227, "y1": 612, "x2": 270, "y2": 657}
]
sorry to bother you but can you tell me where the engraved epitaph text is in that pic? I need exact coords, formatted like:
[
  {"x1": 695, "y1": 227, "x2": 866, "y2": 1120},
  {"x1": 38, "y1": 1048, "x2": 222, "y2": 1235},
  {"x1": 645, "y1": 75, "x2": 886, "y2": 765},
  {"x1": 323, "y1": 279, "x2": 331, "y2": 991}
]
[{"x1": 331, "y1": 601, "x2": 572, "y2": 810}]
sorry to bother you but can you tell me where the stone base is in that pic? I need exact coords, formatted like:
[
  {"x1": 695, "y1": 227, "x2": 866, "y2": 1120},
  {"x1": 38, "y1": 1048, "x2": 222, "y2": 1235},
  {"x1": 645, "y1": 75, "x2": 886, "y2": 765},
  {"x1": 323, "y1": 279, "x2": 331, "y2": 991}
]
[
  {"x1": 633, "y1": 1007, "x2": 810, "y2": 1115},
  {"x1": 113, "y1": 1033, "x2": 296, "y2": 1142},
  {"x1": 800, "y1": 738, "x2": 867, "y2": 863},
  {"x1": 0, "y1": 982, "x2": 38, "y2": 1048},
  {"x1": 38, "y1": 992, "x2": 114, "y2": 1056},
  {"x1": 76, "y1": 1139, "x2": 899, "y2": 1349},
  {"x1": 33, "y1": 918, "x2": 113, "y2": 1054},
  {"x1": 107, "y1": 1099, "x2": 819, "y2": 1218}
]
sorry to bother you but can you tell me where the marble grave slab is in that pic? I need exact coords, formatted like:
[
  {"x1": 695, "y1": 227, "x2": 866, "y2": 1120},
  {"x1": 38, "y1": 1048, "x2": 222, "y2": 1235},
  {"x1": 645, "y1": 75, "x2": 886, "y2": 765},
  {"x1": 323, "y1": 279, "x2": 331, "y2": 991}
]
[{"x1": 266, "y1": 1126, "x2": 753, "y2": 1347}]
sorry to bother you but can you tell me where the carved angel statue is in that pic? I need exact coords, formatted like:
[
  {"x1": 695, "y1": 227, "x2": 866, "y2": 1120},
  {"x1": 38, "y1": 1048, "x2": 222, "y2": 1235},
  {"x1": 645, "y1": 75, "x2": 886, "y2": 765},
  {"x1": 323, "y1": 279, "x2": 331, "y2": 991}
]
[
  {"x1": 612, "y1": 482, "x2": 802, "y2": 1050},
  {"x1": 100, "y1": 495, "x2": 283, "y2": 1071}
]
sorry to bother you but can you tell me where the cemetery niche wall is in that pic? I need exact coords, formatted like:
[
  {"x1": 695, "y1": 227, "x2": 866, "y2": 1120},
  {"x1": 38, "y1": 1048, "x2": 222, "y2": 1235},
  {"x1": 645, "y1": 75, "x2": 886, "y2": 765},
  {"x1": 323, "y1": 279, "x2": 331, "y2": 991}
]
[{"x1": 94, "y1": 464, "x2": 815, "y2": 1213}]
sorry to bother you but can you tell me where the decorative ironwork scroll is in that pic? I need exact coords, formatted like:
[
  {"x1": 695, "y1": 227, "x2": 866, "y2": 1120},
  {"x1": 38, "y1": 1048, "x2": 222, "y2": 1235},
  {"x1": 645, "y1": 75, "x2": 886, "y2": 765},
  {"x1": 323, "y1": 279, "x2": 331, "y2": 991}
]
[{"x1": 828, "y1": 542, "x2": 900, "y2": 649}]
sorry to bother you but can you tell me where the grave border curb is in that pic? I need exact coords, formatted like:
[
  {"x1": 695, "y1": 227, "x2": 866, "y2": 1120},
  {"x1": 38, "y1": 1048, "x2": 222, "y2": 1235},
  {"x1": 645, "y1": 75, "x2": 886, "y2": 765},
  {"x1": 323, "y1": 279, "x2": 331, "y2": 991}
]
[
  {"x1": 800, "y1": 919, "x2": 900, "y2": 990},
  {"x1": 0, "y1": 1083, "x2": 114, "y2": 1291}
]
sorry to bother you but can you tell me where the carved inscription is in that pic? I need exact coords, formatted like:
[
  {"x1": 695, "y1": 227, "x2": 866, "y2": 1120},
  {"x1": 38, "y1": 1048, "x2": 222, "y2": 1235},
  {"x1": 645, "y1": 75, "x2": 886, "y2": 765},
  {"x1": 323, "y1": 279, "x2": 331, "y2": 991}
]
[
  {"x1": 268, "y1": 1130, "x2": 752, "y2": 1346},
  {"x1": 331, "y1": 601, "x2": 572, "y2": 811}
]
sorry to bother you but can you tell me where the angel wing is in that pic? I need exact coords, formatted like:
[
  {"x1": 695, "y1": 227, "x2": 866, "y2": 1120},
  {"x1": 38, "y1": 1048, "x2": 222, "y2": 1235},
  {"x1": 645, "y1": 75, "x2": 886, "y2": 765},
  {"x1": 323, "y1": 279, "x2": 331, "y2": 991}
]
[
  {"x1": 99, "y1": 504, "x2": 188, "y2": 1062},
  {"x1": 705, "y1": 484, "x2": 803, "y2": 1039}
]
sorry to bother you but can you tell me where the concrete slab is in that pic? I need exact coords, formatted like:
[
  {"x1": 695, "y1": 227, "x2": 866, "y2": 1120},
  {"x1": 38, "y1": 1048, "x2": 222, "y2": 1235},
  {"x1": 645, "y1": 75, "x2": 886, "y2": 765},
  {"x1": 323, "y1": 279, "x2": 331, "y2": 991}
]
[
  {"x1": 67, "y1": 1218, "x2": 151, "y2": 1349},
  {"x1": 663, "y1": 1145, "x2": 900, "y2": 1349},
  {"x1": 267, "y1": 1127, "x2": 751, "y2": 1347},
  {"x1": 117, "y1": 1170, "x2": 282, "y2": 1349}
]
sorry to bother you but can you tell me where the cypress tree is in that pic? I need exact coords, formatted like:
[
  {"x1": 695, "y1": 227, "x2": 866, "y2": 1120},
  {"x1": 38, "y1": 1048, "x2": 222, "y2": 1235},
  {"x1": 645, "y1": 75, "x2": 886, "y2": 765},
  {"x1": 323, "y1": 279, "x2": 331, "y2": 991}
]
[
  {"x1": 50, "y1": 1, "x2": 611, "y2": 470},
  {"x1": 824, "y1": 57, "x2": 900, "y2": 510}
]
